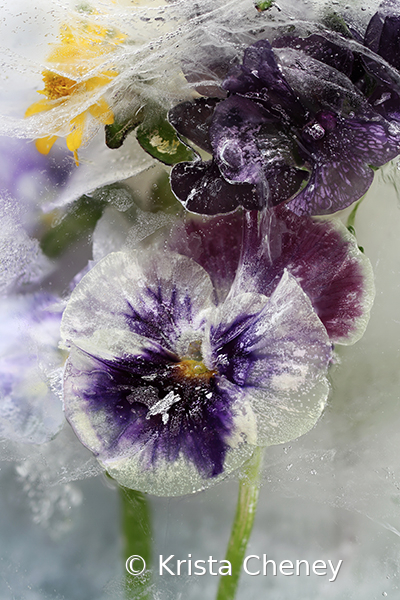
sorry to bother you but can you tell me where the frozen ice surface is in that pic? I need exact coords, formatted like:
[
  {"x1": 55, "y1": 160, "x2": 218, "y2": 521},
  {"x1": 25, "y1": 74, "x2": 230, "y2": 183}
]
[
  {"x1": 0, "y1": 197, "x2": 52, "y2": 295},
  {"x1": 0, "y1": 171, "x2": 400, "y2": 598}
]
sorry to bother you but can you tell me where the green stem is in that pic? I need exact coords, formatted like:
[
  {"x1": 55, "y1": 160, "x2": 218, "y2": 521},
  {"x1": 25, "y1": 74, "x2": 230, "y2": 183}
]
[
  {"x1": 346, "y1": 196, "x2": 365, "y2": 231},
  {"x1": 120, "y1": 486, "x2": 152, "y2": 600},
  {"x1": 216, "y1": 447, "x2": 263, "y2": 600}
]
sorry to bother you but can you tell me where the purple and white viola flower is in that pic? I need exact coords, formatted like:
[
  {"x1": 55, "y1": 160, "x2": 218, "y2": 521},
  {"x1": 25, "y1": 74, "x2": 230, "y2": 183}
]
[
  {"x1": 60, "y1": 208, "x2": 374, "y2": 496},
  {"x1": 170, "y1": 19, "x2": 400, "y2": 217}
]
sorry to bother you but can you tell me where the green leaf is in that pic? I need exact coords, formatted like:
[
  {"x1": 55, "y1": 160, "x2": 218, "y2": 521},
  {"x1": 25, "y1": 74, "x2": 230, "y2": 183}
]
[
  {"x1": 255, "y1": 0, "x2": 274, "y2": 11},
  {"x1": 136, "y1": 110, "x2": 195, "y2": 165},
  {"x1": 40, "y1": 195, "x2": 106, "y2": 259},
  {"x1": 40, "y1": 183, "x2": 136, "y2": 258},
  {"x1": 322, "y1": 12, "x2": 352, "y2": 37},
  {"x1": 105, "y1": 108, "x2": 145, "y2": 149}
]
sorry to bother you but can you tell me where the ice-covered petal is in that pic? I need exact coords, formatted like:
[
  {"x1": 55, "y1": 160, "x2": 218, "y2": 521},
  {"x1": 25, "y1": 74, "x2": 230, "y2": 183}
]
[
  {"x1": 61, "y1": 249, "x2": 215, "y2": 356},
  {"x1": 208, "y1": 272, "x2": 332, "y2": 446},
  {"x1": 273, "y1": 34, "x2": 355, "y2": 78},
  {"x1": 167, "y1": 212, "x2": 244, "y2": 303},
  {"x1": 290, "y1": 114, "x2": 400, "y2": 215},
  {"x1": 210, "y1": 95, "x2": 306, "y2": 203},
  {"x1": 168, "y1": 97, "x2": 220, "y2": 153},
  {"x1": 0, "y1": 293, "x2": 64, "y2": 444},
  {"x1": 0, "y1": 196, "x2": 52, "y2": 295},
  {"x1": 222, "y1": 39, "x2": 303, "y2": 119},
  {"x1": 63, "y1": 346, "x2": 254, "y2": 496},
  {"x1": 238, "y1": 207, "x2": 375, "y2": 345},
  {"x1": 170, "y1": 159, "x2": 263, "y2": 214}
]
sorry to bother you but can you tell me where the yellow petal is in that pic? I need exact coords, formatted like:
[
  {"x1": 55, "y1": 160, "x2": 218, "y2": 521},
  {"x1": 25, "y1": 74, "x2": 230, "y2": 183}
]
[
  {"x1": 66, "y1": 112, "x2": 87, "y2": 153},
  {"x1": 35, "y1": 136, "x2": 58, "y2": 155},
  {"x1": 25, "y1": 99, "x2": 51, "y2": 118},
  {"x1": 85, "y1": 73, "x2": 116, "y2": 92},
  {"x1": 88, "y1": 98, "x2": 114, "y2": 125}
]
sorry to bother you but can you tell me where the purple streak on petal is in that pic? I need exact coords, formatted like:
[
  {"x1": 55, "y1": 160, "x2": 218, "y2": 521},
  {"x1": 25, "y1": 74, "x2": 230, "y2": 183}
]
[
  {"x1": 65, "y1": 350, "x2": 234, "y2": 478},
  {"x1": 167, "y1": 212, "x2": 244, "y2": 302},
  {"x1": 292, "y1": 113, "x2": 400, "y2": 214},
  {"x1": 240, "y1": 206, "x2": 370, "y2": 343},
  {"x1": 170, "y1": 160, "x2": 263, "y2": 214},
  {"x1": 122, "y1": 284, "x2": 195, "y2": 351}
]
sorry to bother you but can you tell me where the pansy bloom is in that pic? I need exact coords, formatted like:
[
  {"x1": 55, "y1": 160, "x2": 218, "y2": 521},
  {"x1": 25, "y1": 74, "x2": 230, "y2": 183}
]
[
  {"x1": 60, "y1": 208, "x2": 373, "y2": 496},
  {"x1": 170, "y1": 20, "x2": 400, "y2": 216},
  {"x1": 25, "y1": 16, "x2": 125, "y2": 165}
]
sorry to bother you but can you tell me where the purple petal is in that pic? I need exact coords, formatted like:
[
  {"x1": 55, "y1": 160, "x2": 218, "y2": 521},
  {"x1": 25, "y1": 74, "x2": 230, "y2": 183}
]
[
  {"x1": 366, "y1": 13, "x2": 400, "y2": 70},
  {"x1": 206, "y1": 274, "x2": 332, "y2": 446},
  {"x1": 223, "y1": 40, "x2": 304, "y2": 120},
  {"x1": 64, "y1": 347, "x2": 234, "y2": 480},
  {"x1": 273, "y1": 34, "x2": 355, "y2": 78},
  {"x1": 170, "y1": 160, "x2": 263, "y2": 214},
  {"x1": 210, "y1": 95, "x2": 303, "y2": 194},
  {"x1": 236, "y1": 207, "x2": 374, "y2": 344},
  {"x1": 167, "y1": 212, "x2": 244, "y2": 302},
  {"x1": 168, "y1": 98, "x2": 220, "y2": 153},
  {"x1": 292, "y1": 114, "x2": 400, "y2": 214},
  {"x1": 60, "y1": 250, "x2": 215, "y2": 356}
]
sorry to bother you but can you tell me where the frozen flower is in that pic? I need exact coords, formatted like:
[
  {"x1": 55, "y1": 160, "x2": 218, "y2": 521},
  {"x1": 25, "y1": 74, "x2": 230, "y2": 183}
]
[
  {"x1": 170, "y1": 31, "x2": 400, "y2": 216},
  {"x1": 60, "y1": 208, "x2": 373, "y2": 496},
  {"x1": 24, "y1": 16, "x2": 126, "y2": 165},
  {"x1": 0, "y1": 195, "x2": 52, "y2": 296},
  {"x1": 0, "y1": 293, "x2": 65, "y2": 444}
]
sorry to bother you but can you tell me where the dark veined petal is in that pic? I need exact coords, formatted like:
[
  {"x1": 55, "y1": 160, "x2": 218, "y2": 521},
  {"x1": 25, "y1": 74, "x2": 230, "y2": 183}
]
[
  {"x1": 61, "y1": 249, "x2": 255, "y2": 495},
  {"x1": 174, "y1": 206, "x2": 374, "y2": 346},
  {"x1": 235, "y1": 207, "x2": 375, "y2": 345},
  {"x1": 291, "y1": 114, "x2": 400, "y2": 215},
  {"x1": 170, "y1": 159, "x2": 263, "y2": 214},
  {"x1": 60, "y1": 250, "x2": 215, "y2": 356},
  {"x1": 63, "y1": 346, "x2": 253, "y2": 496}
]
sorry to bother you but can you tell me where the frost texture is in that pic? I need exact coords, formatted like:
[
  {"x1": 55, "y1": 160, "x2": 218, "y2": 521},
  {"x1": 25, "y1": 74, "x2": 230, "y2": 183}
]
[{"x1": 0, "y1": 197, "x2": 52, "y2": 295}]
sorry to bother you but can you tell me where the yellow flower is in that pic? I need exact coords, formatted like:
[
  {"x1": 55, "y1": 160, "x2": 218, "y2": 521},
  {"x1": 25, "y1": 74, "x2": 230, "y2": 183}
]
[{"x1": 25, "y1": 18, "x2": 125, "y2": 166}]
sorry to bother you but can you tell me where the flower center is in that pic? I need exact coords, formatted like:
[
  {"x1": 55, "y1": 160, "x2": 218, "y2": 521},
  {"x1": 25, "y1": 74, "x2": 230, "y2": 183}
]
[
  {"x1": 173, "y1": 359, "x2": 217, "y2": 381},
  {"x1": 42, "y1": 71, "x2": 80, "y2": 100}
]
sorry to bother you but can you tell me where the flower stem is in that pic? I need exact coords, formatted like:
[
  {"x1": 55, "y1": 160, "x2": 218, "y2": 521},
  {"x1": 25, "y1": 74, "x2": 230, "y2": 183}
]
[
  {"x1": 120, "y1": 486, "x2": 152, "y2": 600},
  {"x1": 216, "y1": 447, "x2": 263, "y2": 600}
]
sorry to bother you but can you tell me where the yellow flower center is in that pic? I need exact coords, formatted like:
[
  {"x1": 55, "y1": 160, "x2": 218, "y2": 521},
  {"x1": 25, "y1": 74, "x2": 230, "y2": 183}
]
[
  {"x1": 41, "y1": 71, "x2": 79, "y2": 100},
  {"x1": 173, "y1": 359, "x2": 217, "y2": 382}
]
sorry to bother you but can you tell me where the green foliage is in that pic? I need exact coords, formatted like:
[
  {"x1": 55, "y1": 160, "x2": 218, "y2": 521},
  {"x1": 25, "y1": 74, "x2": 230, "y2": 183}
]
[
  {"x1": 136, "y1": 109, "x2": 195, "y2": 165},
  {"x1": 255, "y1": 0, "x2": 274, "y2": 11},
  {"x1": 105, "y1": 108, "x2": 146, "y2": 149}
]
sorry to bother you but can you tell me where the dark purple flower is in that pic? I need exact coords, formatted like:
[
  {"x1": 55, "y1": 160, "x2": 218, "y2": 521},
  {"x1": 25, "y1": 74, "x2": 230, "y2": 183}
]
[
  {"x1": 60, "y1": 208, "x2": 373, "y2": 495},
  {"x1": 170, "y1": 29, "x2": 400, "y2": 216}
]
